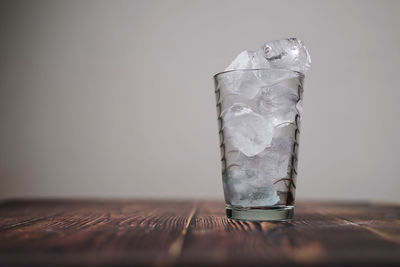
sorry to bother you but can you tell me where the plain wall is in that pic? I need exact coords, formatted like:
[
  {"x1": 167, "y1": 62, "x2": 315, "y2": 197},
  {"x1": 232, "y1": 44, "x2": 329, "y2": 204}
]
[{"x1": 1, "y1": 0, "x2": 399, "y2": 201}]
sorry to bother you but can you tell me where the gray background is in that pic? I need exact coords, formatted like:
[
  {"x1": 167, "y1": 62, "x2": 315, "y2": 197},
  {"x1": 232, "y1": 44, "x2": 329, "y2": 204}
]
[{"x1": 1, "y1": 0, "x2": 399, "y2": 201}]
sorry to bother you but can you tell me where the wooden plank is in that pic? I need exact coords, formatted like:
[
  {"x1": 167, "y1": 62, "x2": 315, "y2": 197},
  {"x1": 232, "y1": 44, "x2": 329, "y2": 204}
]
[
  {"x1": 178, "y1": 201, "x2": 400, "y2": 266},
  {"x1": 0, "y1": 199, "x2": 196, "y2": 266},
  {"x1": 305, "y1": 201, "x2": 400, "y2": 245},
  {"x1": 0, "y1": 200, "x2": 399, "y2": 266}
]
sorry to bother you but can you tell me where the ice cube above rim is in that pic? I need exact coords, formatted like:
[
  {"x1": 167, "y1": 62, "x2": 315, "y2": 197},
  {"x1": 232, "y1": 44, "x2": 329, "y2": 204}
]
[{"x1": 224, "y1": 38, "x2": 311, "y2": 74}]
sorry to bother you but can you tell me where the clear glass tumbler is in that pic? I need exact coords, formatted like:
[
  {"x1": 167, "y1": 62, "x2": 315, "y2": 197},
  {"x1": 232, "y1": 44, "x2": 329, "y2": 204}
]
[{"x1": 214, "y1": 69, "x2": 304, "y2": 221}]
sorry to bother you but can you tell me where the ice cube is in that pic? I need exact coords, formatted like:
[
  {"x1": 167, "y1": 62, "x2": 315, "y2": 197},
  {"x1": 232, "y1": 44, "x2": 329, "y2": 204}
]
[
  {"x1": 219, "y1": 68, "x2": 301, "y2": 100},
  {"x1": 237, "y1": 123, "x2": 295, "y2": 183},
  {"x1": 223, "y1": 169, "x2": 252, "y2": 207},
  {"x1": 258, "y1": 84, "x2": 299, "y2": 126},
  {"x1": 225, "y1": 50, "x2": 270, "y2": 72},
  {"x1": 224, "y1": 170, "x2": 279, "y2": 207},
  {"x1": 221, "y1": 45, "x2": 300, "y2": 99},
  {"x1": 266, "y1": 135, "x2": 293, "y2": 178},
  {"x1": 224, "y1": 38, "x2": 311, "y2": 74},
  {"x1": 255, "y1": 69, "x2": 300, "y2": 87},
  {"x1": 222, "y1": 103, "x2": 273, "y2": 157},
  {"x1": 248, "y1": 186, "x2": 280, "y2": 206},
  {"x1": 224, "y1": 51, "x2": 252, "y2": 71},
  {"x1": 260, "y1": 38, "x2": 311, "y2": 73},
  {"x1": 219, "y1": 70, "x2": 265, "y2": 99}
]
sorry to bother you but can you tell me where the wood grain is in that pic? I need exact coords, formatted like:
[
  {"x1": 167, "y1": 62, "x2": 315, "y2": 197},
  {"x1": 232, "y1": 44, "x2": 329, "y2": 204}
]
[{"x1": 0, "y1": 200, "x2": 399, "y2": 266}]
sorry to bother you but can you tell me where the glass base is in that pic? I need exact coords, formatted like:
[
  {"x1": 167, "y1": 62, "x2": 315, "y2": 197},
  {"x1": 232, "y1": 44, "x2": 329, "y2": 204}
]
[{"x1": 226, "y1": 206, "x2": 294, "y2": 222}]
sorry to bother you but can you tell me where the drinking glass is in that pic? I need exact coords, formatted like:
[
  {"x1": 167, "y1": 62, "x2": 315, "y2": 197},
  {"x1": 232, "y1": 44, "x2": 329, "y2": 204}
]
[{"x1": 214, "y1": 69, "x2": 304, "y2": 221}]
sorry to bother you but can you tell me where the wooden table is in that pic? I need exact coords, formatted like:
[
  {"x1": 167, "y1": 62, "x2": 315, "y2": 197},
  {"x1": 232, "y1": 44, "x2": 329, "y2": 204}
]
[{"x1": 0, "y1": 200, "x2": 399, "y2": 266}]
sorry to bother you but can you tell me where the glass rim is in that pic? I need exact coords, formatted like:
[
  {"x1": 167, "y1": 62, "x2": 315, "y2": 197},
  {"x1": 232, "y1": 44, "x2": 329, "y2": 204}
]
[{"x1": 213, "y1": 68, "x2": 304, "y2": 79}]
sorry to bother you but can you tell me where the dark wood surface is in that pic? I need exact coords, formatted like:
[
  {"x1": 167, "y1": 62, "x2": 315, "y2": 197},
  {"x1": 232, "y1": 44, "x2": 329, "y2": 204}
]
[{"x1": 0, "y1": 200, "x2": 399, "y2": 266}]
